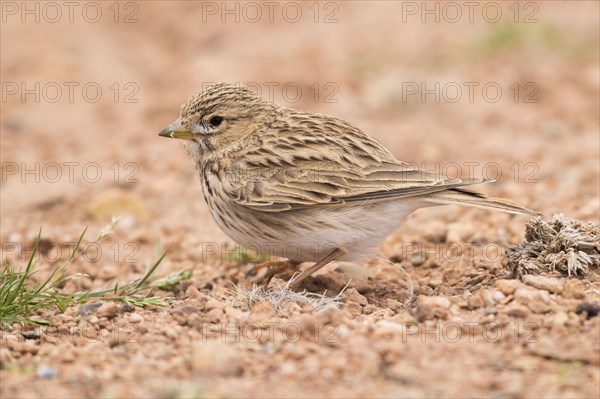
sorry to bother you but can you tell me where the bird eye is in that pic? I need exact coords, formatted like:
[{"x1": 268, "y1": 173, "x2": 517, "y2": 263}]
[{"x1": 209, "y1": 116, "x2": 223, "y2": 127}]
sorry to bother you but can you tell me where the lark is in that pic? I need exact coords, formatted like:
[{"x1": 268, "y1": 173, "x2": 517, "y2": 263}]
[{"x1": 160, "y1": 83, "x2": 534, "y2": 287}]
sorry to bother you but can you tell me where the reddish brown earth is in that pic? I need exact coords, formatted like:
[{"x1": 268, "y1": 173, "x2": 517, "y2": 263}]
[{"x1": 1, "y1": 1, "x2": 599, "y2": 398}]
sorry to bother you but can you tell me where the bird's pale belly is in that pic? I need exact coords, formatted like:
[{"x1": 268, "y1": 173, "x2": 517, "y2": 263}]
[{"x1": 204, "y1": 189, "x2": 420, "y2": 263}]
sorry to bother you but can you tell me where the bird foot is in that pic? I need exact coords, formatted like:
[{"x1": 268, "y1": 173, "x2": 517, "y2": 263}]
[{"x1": 247, "y1": 259, "x2": 301, "y2": 287}]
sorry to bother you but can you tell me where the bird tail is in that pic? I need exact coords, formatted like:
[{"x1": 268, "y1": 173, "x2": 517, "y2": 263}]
[{"x1": 424, "y1": 188, "x2": 537, "y2": 215}]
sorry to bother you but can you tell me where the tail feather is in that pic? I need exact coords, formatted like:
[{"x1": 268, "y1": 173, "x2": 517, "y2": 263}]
[{"x1": 425, "y1": 188, "x2": 537, "y2": 215}]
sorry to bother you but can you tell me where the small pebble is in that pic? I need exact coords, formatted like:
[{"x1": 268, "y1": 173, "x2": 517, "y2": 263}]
[
  {"x1": 552, "y1": 311, "x2": 569, "y2": 328},
  {"x1": 36, "y1": 364, "x2": 59, "y2": 379},
  {"x1": 576, "y1": 303, "x2": 600, "y2": 318},
  {"x1": 336, "y1": 262, "x2": 374, "y2": 280},
  {"x1": 79, "y1": 302, "x2": 102, "y2": 317},
  {"x1": 128, "y1": 313, "x2": 143, "y2": 324},
  {"x1": 563, "y1": 280, "x2": 586, "y2": 299},
  {"x1": 415, "y1": 296, "x2": 451, "y2": 321},
  {"x1": 343, "y1": 288, "x2": 368, "y2": 306},
  {"x1": 96, "y1": 302, "x2": 120, "y2": 319},
  {"x1": 410, "y1": 251, "x2": 427, "y2": 267},
  {"x1": 522, "y1": 275, "x2": 564, "y2": 294},
  {"x1": 492, "y1": 290, "x2": 506, "y2": 302},
  {"x1": 505, "y1": 304, "x2": 529, "y2": 318},
  {"x1": 205, "y1": 298, "x2": 224, "y2": 311},
  {"x1": 494, "y1": 279, "x2": 520, "y2": 295}
]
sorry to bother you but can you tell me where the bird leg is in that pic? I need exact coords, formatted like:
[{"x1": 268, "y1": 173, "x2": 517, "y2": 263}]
[
  {"x1": 245, "y1": 260, "x2": 286, "y2": 277},
  {"x1": 259, "y1": 259, "x2": 301, "y2": 286},
  {"x1": 247, "y1": 259, "x2": 302, "y2": 286},
  {"x1": 288, "y1": 248, "x2": 344, "y2": 288}
]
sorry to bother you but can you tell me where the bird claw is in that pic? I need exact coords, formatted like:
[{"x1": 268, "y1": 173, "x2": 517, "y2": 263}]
[{"x1": 247, "y1": 260, "x2": 301, "y2": 287}]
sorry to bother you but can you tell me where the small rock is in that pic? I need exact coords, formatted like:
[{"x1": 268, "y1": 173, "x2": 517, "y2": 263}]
[
  {"x1": 466, "y1": 293, "x2": 484, "y2": 309},
  {"x1": 427, "y1": 279, "x2": 443, "y2": 288},
  {"x1": 206, "y1": 308, "x2": 224, "y2": 323},
  {"x1": 482, "y1": 290, "x2": 496, "y2": 307},
  {"x1": 514, "y1": 287, "x2": 552, "y2": 313},
  {"x1": 120, "y1": 303, "x2": 135, "y2": 313},
  {"x1": 128, "y1": 313, "x2": 143, "y2": 324},
  {"x1": 442, "y1": 269, "x2": 460, "y2": 285},
  {"x1": 344, "y1": 301, "x2": 363, "y2": 316},
  {"x1": 225, "y1": 307, "x2": 245, "y2": 321},
  {"x1": 415, "y1": 296, "x2": 451, "y2": 321},
  {"x1": 514, "y1": 287, "x2": 551, "y2": 303},
  {"x1": 552, "y1": 311, "x2": 569, "y2": 328},
  {"x1": 162, "y1": 327, "x2": 179, "y2": 339},
  {"x1": 171, "y1": 305, "x2": 198, "y2": 314},
  {"x1": 576, "y1": 303, "x2": 600, "y2": 319},
  {"x1": 21, "y1": 327, "x2": 43, "y2": 340},
  {"x1": 492, "y1": 290, "x2": 506, "y2": 302},
  {"x1": 363, "y1": 304, "x2": 378, "y2": 314},
  {"x1": 385, "y1": 298, "x2": 403, "y2": 312},
  {"x1": 505, "y1": 304, "x2": 529, "y2": 318},
  {"x1": 494, "y1": 279, "x2": 520, "y2": 295},
  {"x1": 343, "y1": 288, "x2": 368, "y2": 306},
  {"x1": 52, "y1": 314, "x2": 74, "y2": 323},
  {"x1": 336, "y1": 262, "x2": 374, "y2": 280},
  {"x1": 16, "y1": 341, "x2": 38, "y2": 354},
  {"x1": 563, "y1": 280, "x2": 586, "y2": 299},
  {"x1": 205, "y1": 298, "x2": 224, "y2": 311},
  {"x1": 79, "y1": 302, "x2": 103, "y2": 317},
  {"x1": 522, "y1": 275, "x2": 564, "y2": 294},
  {"x1": 186, "y1": 285, "x2": 202, "y2": 299},
  {"x1": 36, "y1": 364, "x2": 59, "y2": 379},
  {"x1": 410, "y1": 251, "x2": 427, "y2": 267},
  {"x1": 528, "y1": 300, "x2": 551, "y2": 314},
  {"x1": 281, "y1": 301, "x2": 302, "y2": 314},
  {"x1": 96, "y1": 302, "x2": 119, "y2": 318},
  {"x1": 251, "y1": 301, "x2": 276, "y2": 315}
]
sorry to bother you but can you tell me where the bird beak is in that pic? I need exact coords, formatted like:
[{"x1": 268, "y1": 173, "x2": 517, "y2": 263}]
[{"x1": 159, "y1": 120, "x2": 194, "y2": 140}]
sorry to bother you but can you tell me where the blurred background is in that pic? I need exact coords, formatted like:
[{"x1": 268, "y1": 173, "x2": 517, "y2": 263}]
[{"x1": 1, "y1": 1, "x2": 599, "y2": 397}]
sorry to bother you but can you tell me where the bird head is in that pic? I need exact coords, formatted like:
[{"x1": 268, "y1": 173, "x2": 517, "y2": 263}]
[{"x1": 159, "y1": 83, "x2": 278, "y2": 162}]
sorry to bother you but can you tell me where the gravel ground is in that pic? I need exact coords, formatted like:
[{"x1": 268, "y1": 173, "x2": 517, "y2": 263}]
[{"x1": 1, "y1": 1, "x2": 599, "y2": 398}]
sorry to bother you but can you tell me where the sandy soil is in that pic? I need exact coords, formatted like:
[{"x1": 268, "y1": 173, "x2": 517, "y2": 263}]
[{"x1": 1, "y1": 1, "x2": 599, "y2": 398}]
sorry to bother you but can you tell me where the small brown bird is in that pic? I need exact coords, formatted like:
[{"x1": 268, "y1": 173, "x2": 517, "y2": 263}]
[{"x1": 160, "y1": 83, "x2": 534, "y2": 287}]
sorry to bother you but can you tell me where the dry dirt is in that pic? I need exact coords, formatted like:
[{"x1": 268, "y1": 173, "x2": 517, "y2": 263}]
[{"x1": 1, "y1": 1, "x2": 599, "y2": 398}]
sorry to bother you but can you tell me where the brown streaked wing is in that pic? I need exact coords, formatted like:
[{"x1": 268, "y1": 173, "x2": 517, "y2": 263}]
[{"x1": 218, "y1": 121, "x2": 484, "y2": 212}]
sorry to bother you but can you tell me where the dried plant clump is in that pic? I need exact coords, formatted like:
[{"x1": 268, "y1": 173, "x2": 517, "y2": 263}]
[
  {"x1": 221, "y1": 280, "x2": 346, "y2": 312},
  {"x1": 507, "y1": 214, "x2": 600, "y2": 277}
]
